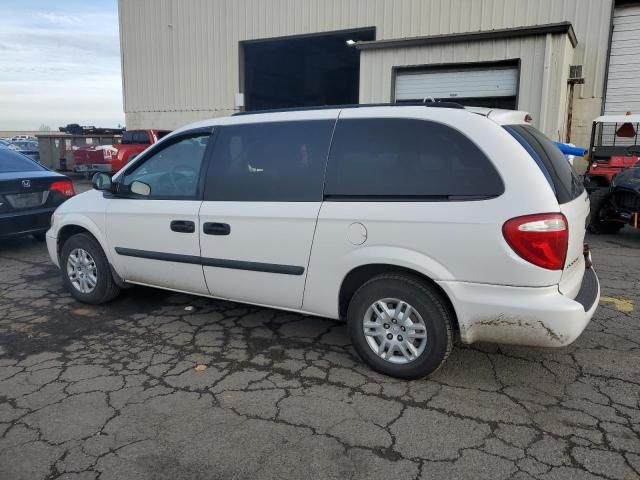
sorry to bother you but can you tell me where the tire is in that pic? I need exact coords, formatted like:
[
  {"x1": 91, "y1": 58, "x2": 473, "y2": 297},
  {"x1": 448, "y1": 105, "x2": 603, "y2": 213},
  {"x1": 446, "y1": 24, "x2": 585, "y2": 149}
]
[
  {"x1": 347, "y1": 273, "x2": 454, "y2": 379},
  {"x1": 32, "y1": 232, "x2": 46, "y2": 241},
  {"x1": 588, "y1": 188, "x2": 624, "y2": 234},
  {"x1": 60, "y1": 233, "x2": 121, "y2": 304}
]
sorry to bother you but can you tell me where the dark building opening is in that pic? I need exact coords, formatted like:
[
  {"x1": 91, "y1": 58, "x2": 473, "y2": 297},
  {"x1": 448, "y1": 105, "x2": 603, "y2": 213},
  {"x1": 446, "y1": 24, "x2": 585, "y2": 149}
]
[{"x1": 241, "y1": 28, "x2": 375, "y2": 111}]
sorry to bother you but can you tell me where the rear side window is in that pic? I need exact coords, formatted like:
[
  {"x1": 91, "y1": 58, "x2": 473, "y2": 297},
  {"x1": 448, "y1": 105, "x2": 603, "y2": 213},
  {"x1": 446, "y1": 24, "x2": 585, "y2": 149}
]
[
  {"x1": 122, "y1": 131, "x2": 151, "y2": 144},
  {"x1": 133, "y1": 132, "x2": 151, "y2": 144},
  {"x1": 324, "y1": 118, "x2": 504, "y2": 199},
  {"x1": 0, "y1": 149, "x2": 45, "y2": 172},
  {"x1": 205, "y1": 120, "x2": 335, "y2": 201},
  {"x1": 121, "y1": 131, "x2": 135, "y2": 144},
  {"x1": 505, "y1": 125, "x2": 584, "y2": 204}
]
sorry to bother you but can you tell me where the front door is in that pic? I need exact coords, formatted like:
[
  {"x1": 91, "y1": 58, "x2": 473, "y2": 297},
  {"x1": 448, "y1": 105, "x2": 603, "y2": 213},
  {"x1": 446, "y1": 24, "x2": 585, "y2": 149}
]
[
  {"x1": 106, "y1": 130, "x2": 211, "y2": 295},
  {"x1": 199, "y1": 116, "x2": 336, "y2": 309}
]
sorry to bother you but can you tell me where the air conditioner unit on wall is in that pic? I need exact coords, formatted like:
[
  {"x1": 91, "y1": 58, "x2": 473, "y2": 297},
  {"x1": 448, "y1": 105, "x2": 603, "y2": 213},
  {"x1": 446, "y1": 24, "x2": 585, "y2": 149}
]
[{"x1": 569, "y1": 65, "x2": 584, "y2": 84}]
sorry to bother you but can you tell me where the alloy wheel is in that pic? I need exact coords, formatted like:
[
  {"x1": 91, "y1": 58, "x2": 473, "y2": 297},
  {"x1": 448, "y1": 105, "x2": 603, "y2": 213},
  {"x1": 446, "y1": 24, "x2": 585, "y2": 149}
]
[
  {"x1": 362, "y1": 298, "x2": 428, "y2": 364},
  {"x1": 66, "y1": 248, "x2": 98, "y2": 294}
]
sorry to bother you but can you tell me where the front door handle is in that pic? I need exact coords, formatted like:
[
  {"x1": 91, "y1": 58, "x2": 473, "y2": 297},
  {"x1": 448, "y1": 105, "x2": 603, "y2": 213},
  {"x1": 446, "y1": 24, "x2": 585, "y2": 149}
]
[
  {"x1": 170, "y1": 220, "x2": 195, "y2": 233},
  {"x1": 203, "y1": 222, "x2": 230, "y2": 235}
]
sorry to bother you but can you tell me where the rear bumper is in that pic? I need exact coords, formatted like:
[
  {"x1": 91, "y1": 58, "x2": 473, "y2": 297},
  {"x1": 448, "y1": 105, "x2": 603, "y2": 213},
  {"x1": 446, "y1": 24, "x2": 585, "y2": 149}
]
[
  {"x1": 0, "y1": 207, "x2": 56, "y2": 239},
  {"x1": 438, "y1": 268, "x2": 600, "y2": 347}
]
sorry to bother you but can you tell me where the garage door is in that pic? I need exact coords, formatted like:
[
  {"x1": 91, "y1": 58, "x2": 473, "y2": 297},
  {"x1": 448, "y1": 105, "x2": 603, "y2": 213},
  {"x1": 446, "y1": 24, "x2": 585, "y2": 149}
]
[
  {"x1": 604, "y1": 4, "x2": 640, "y2": 114},
  {"x1": 394, "y1": 66, "x2": 518, "y2": 109}
]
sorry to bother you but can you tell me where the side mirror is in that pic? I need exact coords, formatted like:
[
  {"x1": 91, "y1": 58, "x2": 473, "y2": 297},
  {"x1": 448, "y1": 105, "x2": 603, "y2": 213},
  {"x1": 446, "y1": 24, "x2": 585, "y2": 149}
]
[
  {"x1": 130, "y1": 180, "x2": 151, "y2": 196},
  {"x1": 92, "y1": 172, "x2": 112, "y2": 191}
]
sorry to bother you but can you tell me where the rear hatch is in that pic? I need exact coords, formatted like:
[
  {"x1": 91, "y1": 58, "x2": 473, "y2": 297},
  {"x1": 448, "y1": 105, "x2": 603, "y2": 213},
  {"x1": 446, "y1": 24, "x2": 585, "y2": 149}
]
[{"x1": 505, "y1": 125, "x2": 588, "y2": 298}]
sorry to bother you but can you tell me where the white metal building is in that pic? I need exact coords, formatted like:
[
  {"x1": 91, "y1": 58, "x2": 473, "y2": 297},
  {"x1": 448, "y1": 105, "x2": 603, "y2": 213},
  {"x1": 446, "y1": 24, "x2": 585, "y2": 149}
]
[{"x1": 117, "y1": 0, "x2": 637, "y2": 146}]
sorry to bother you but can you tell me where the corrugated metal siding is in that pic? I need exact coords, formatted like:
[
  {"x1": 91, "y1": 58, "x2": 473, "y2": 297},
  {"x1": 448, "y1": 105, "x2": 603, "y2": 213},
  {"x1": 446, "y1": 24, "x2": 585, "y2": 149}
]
[
  {"x1": 360, "y1": 36, "x2": 546, "y2": 124},
  {"x1": 118, "y1": 0, "x2": 613, "y2": 128},
  {"x1": 604, "y1": 4, "x2": 640, "y2": 115},
  {"x1": 361, "y1": 32, "x2": 574, "y2": 139}
]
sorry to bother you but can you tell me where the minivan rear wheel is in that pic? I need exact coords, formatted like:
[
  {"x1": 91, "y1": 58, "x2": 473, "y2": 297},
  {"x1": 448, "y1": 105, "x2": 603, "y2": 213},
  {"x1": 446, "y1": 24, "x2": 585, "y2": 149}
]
[
  {"x1": 347, "y1": 274, "x2": 453, "y2": 379},
  {"x1": 60, "y1": 233, "x2": 121, "y2": 304}
]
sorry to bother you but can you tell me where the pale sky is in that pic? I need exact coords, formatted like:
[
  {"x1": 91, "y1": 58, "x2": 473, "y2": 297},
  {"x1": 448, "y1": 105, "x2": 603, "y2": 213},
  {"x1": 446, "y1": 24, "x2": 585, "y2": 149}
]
[{"x1": 0, "y1": 0, "x2": 125, "y2": 130}]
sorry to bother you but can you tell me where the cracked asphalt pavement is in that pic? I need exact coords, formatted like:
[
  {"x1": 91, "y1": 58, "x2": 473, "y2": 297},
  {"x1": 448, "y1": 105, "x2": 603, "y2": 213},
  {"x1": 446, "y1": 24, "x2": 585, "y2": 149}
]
[{"x1": 1, "y1": 213, "x2": 639, "y2": 479}]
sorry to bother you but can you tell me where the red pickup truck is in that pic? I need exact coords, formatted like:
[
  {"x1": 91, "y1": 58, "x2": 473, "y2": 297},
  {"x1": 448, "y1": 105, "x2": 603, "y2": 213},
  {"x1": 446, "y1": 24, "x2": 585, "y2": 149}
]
[{"x1": 73, "y1": 129, "x2": 171, "y2": 175}]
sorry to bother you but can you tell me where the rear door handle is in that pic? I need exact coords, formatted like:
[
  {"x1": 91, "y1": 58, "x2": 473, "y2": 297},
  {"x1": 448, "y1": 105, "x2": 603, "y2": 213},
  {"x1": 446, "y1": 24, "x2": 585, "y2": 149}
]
[
  {"x1": 203, "y1": 222, "x2": 231, "y2": 235},
  {"x1": 170, "y1": 220, "x2": 195, "y2": 233}
]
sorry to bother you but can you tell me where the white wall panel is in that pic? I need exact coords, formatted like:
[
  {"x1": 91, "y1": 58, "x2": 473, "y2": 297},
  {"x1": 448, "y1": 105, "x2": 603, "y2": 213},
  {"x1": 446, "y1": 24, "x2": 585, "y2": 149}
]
[
  {"x1": 604, "y1": 4, "x2": 640, "y2": 115},
  {"x1": 118, "y1": 0, "x2": 613, "y2": 131},
  {"x1": 360, "y1": 32, "x2": 575, "y2": 139}
]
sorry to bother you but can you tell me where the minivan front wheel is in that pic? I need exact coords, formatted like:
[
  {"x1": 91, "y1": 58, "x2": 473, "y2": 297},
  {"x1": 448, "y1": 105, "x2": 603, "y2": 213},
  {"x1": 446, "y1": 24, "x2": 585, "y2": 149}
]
[
  {"x1": 347, "y1": 274, "x2": 453, "y2": 379},
  {"x1": 60, "y1": 233, "x2": 121, "y2": 304}
]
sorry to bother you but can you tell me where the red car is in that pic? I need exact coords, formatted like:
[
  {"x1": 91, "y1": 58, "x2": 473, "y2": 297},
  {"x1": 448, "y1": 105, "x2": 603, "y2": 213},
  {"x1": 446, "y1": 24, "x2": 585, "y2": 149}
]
[{"x1": 73, "y1": 129, "x2": 171, "y2": 175}]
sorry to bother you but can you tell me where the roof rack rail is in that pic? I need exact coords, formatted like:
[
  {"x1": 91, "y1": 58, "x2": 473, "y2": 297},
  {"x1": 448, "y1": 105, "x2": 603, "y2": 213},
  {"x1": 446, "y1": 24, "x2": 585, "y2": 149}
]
[{"x1": 232, "y1": 101, "x2": 465, "y2": 116}]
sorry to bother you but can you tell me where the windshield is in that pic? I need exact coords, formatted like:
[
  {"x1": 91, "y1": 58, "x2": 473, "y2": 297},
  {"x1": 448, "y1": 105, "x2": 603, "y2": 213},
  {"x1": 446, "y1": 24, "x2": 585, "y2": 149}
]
[{"x1": 0, "y1": 148, "x2": 46, "y2": 172}]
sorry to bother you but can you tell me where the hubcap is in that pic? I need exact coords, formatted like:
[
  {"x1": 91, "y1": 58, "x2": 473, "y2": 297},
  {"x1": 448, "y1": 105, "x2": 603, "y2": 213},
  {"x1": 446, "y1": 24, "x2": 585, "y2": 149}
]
[
  {"x1": 66, "y1": 248, "x2": 97, "y2": 294},
  {"x1": 362, "y1": 298, "x2": 428, "y2": 364}
]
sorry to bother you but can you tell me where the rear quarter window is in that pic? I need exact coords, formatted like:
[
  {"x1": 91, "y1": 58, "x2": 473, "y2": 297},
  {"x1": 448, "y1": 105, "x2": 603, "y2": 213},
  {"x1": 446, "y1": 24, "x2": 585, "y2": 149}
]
[
  {"x1": 505, "y1": 125, "x2": 584, "y2": 204},
  {"x1": 324, "y1": 118, "x2": 504, "y2": 199}
]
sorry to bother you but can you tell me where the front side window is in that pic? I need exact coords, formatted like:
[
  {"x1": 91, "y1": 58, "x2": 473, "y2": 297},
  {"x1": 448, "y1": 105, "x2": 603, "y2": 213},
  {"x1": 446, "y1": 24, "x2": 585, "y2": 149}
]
[
  {"x1": 204, "y1": 120, "x2": 335, "y2": 201},
  {"x1": 122, "y1": 133, "x2": 209, "y2": 198},
  {"x1": 324, "y1": 118, "x2": 504, "y2": 199}
]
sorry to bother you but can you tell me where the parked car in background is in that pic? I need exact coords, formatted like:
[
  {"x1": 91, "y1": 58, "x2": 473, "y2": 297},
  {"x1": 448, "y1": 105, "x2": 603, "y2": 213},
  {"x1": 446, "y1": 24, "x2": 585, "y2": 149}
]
[
  {"x1": 9, "y1": 135, "x2": 36, "y2": 141},
  {"x1": 0, "y1": 148, "x2": 75, "y2": 241},
  {"x1": 584, "y1": 114, "x2": 640, "y2": 190},
  {"x1": 59, "y1": 124, "x2": 124, "y2": 135},
  {"x1": 73, "y1": 129, "x2": 171, "y2": 176},
  {"x1": 10, "y1": 140, "x2": 40, "y2": 163},
  {"x1": 46, "y1": 104, "x2": 598, "y2": 379},
  {"x1": 1, "y1": 141, "x2": 20, "y2": 151},
  {"x1": 588, "y1": 164, "x2": 640, "y2": 233}
]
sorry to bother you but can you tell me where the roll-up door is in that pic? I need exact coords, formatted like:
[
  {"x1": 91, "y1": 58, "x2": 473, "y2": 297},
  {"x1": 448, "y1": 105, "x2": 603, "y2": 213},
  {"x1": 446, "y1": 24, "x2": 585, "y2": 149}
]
[
  {"x1": 604, "y1": 4, "x2": 640, "y2": 114},
  {"x1": 395, "y1": 65, "x2": 518, "y2": 109}
]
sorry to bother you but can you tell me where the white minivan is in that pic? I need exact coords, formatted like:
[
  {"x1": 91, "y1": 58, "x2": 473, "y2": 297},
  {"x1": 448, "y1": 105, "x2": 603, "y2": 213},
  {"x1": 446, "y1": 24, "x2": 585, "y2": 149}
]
[{"x1": 46, "y1": 104, "x2": 599, "y2": 378}]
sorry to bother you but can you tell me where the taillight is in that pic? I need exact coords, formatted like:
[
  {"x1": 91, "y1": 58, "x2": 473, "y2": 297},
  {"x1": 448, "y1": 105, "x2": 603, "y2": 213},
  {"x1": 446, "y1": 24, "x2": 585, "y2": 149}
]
[
  {"x1": 50, "y1": 180, "x2": 75, "y2": 198},
  {"x1": 503, "y1": 213, "x2": 568, "y2": 270}
]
